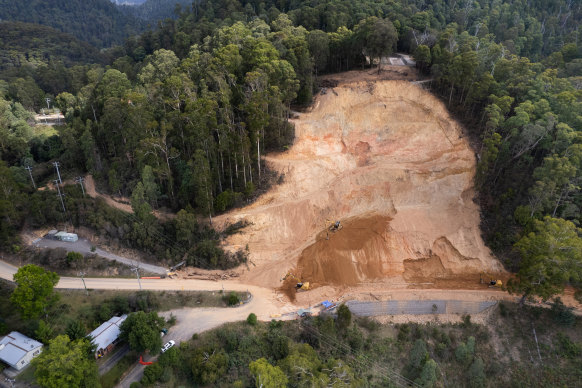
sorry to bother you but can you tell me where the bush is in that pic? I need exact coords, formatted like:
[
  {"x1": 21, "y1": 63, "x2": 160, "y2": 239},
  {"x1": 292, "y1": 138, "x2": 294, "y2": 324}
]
[
  {"x1": 224, "y1": 292, "x2": 240, "y2": 306},
  {"x1": 336, "y1": 304, "x2": 351, "y2": 331},
  {"x1": 397, "y1": 324, "x2": 410, "y2": 342},
  {"x1": 455, "y1": 337, "x2": 475, "y2": 365},
  {"x1": 551, "y1": 298, "x2": 576, "y2": 327},
  {"x1": 499, "y1": 302, "x2": 508, "y2": 317},
  {"x1": 555, "y1": 332, "x2": 582, "y2": 359},
  {"x1": 141, "y1": 362, "x2": 163, "y2": 385},
  {"x1": 467, "y1": 358, "x2": 486, "y2": 387},
  {"x1": 247, "y1": 313, "x2": 257, "y2": 325}
]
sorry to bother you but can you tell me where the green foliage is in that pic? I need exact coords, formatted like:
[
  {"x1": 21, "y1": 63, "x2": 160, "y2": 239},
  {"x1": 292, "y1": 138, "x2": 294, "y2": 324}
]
[
  {"x1": 224, "y1": 291, "x2": 240, "y2": 306},
  {"x1": 65, "y1": 320, "x2": 86, "y2": 341},
  {"x1": 0, "y1": 0, "x2": 140, "y2": 47},
  {"x1": 510, "y1": 217, "x2": 582, "y2": 301},
  {"x1": 119, "y1": 311, "x2": 165, "y2": 354},
  {"x1": 141, "y1": 362, "x2": 163, "y2": 385},
  {"x1": 247, "y1": 313, "x2": 257, "y2": 325},
  {"x1": 11, "y1": 264, "x2": 60, "y2": 319},
  {"x1": 415, "y1": 358, "x2": 438, "y2": 388},
  {"x1": 249, "y1": 358, "x2": 288, "y2": 388},
  {"x1": 336, "y1": 303, "x2": 352, "y2": 331},
  {"x1": 550, "y1": 298, "x2": 577, "y2": 327},
  {"x1": 405, "y1": 339, "x2": 429, "y2": 380},
  {"x1": 554, "y1": 332, "x2": 582, "y2": 359},
  {"x1": 467, "y1": 358, "x2": 486, "y2": 388},
  {"x1": 455, "y1": 337, "x2": 475, "y2": 366},
  {"x1": 35, "y1": 320, "x2": 54, "y2": 344},
  {"x1": 190, "y1": 348, "x2": 229, "y2": 385},
  {"x1": 33, "y1": 335, "x2": 99, "y2": 388},
  {"x1": 65, "y1": 252, "x2": 84, "y2": 268}
]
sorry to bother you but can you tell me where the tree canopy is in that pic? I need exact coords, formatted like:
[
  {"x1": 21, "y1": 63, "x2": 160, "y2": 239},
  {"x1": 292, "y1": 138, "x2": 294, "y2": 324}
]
[
  {"x1": 33, "y1": 335, "x2": 99, "y2": 388},
  {"x1": 11, "y1": 264, "x2": 59, "y2": 319},
  {"x1": 119, "y1": 311, "x2": 165, "y2": 354}
]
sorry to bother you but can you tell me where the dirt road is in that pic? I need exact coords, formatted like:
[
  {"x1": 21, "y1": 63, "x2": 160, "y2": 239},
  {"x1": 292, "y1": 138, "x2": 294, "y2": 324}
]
[{"x1": 32, "y1": 237, "x2": 168, "y2": 275}]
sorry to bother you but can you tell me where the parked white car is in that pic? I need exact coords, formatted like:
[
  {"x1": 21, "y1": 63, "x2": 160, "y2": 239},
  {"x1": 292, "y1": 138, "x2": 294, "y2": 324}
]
[{"x1": 161, "y1": 340, "x2": 175, "y2": 353}]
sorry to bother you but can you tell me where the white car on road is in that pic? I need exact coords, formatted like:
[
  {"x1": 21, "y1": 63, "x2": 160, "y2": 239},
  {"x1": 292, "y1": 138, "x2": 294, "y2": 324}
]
[{"x1": 161, "y1": 340, "x2": 175, "y2": 353}]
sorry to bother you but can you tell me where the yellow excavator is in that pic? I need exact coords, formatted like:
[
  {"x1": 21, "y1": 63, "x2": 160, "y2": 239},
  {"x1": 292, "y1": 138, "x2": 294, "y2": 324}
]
[
  {"x1": 281, "y1": 272, "x2": 310, "y2": 291},
  {"x1": 480, "y1": 272, "x2": 502, "y2": 288},
  {"x1": 325, "y1": 219, "x2": 343, "y2": 239}
]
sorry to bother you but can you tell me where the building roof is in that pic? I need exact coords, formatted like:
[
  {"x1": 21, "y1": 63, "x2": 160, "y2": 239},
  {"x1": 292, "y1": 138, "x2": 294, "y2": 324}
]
[
  {"x1": 0, "y1": 332, "x2": 43, "y2": 368},
  {"x1": 88, "y1": 315, "x2": 127, "y2": 351}
]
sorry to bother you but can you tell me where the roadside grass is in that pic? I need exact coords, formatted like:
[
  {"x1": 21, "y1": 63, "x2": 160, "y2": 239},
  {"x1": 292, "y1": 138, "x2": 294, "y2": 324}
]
[
  {"x1": 1, "y1": 282, "x2": 249, "y2": 340},
  {"x1": 100, "y1": 352, "x2": 137, "y2": 388}
]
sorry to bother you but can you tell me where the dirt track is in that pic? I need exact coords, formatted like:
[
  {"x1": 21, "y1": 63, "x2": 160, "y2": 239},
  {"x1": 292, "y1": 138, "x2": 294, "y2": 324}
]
[{"x1": 217, "y1": 72, "x2": 506, "y2": 303}]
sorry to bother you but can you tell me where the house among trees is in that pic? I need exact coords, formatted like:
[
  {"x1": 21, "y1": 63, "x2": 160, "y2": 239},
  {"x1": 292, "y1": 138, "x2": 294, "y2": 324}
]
[
  {"x1": 88, "y1": 315, "x2": 127, "y2": 358},
  {"x1": 0, "y1": 332, "x2": 43, "y2": 371}
]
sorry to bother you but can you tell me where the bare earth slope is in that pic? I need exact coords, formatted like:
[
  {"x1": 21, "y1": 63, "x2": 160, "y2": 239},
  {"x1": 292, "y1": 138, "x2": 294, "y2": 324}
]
[{"x1": 218, "y1": 78, "x2": 503, "y2": 300}]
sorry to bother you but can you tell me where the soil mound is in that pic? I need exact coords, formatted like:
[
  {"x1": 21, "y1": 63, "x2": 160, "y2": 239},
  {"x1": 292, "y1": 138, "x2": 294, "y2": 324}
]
[{"x1": 218, "y1": 75, "x2": 503, "y2": 298}]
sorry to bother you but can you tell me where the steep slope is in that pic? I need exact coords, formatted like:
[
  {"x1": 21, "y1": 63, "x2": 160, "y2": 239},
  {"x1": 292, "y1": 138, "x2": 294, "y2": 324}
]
[{"x1": 217, "y1": 74, "x2": 504, "y2": 298}]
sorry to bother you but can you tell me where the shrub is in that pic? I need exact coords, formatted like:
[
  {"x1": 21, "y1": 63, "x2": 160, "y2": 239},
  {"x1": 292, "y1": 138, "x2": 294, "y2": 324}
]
[
  {"x1": 555, "y1": 332, "x2": 582, "y2": 359},
  {"x1": 415, "y1": 359, "x2": 437, "y2": 388},
  {"x1": 551, "y1": 298, "x2": 576, "y2": 327},
  {"x1": 141, "y1": 362, "x2": 163, "y2": 385},
  {"x1": 467, "y1": 358, "x2": 486, "y2": 387},
  {"x1": 247, "y1": 313, "x2": 257, "y2": 325},
  {"x1": 224, "y1": 292, "x2": 240, "y2": 306},
  {"x1": 397, "y1": 324, "x2": 410, "y2": 342},
  {"x1": 499, "y1": 302, "x2": 508, "y2": 317},
  {"x1": 336, "y1": 304, "x2": 352, "y2": 330}
]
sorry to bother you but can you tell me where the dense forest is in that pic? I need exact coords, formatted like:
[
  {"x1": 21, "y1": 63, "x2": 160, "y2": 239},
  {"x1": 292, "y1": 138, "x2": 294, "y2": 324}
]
[
  {"x1": 0, "y1": 0, "x2": 580, "y2": 297},
  {"x1": 0, "y1": 0, "x2": 142, "y2": 47}
]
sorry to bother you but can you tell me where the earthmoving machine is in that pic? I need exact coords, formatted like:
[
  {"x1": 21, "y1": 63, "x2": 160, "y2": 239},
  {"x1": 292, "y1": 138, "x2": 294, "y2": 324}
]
[
  {"x1": 281, "y1": 272, "x2": 310, "y2": 291},
  {"x1": 325, "y1": 219, "x2": 343, "y2": 239},
  {"x1": 480, "y1": 272, "x2": 502, "y2": 288}
]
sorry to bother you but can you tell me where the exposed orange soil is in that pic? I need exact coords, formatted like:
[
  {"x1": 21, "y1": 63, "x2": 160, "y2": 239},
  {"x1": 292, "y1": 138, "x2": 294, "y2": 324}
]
[{"x1": 217, "y1": 72, "x2": 506, "y2": 302}]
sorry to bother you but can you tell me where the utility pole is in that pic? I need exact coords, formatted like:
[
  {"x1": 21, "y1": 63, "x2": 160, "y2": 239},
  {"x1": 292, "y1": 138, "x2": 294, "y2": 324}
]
[
  {"x1": 75, "y1": 176, "x2": 85, "y2": 197},
  {"x1": 54, "y1": 179, "x2": 66, "y2": 213},
  {"x1": 131, "y1": 265, "x2": 142, "y2": 290},
  {"x1": 25, "y1": 165, "x2": 36, "y2": 189},
  {"x1": 78, "y1": 272, "x2": 88, "y2": 295},
  {"x1": 52, "y1": 161, "x2": 62, "y2": 185},
  {"x1": 45, "y1": 97, "x2": 51, "y2": 111}
]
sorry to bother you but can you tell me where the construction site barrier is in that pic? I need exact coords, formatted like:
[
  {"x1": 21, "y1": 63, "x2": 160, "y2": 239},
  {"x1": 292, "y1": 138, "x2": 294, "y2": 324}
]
[{"x1": 140, "y1": 276, "x2": 161, "y2": 279}]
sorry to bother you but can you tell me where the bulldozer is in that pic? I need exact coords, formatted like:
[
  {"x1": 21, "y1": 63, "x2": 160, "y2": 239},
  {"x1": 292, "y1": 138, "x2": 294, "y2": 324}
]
[
  {"x1": 325, "y1": 219, "x2": 343, "y2": 239},
  {"x1": 480, "y1": 272, "x2": 502, "y2": 288},
  {"x1": 281, "y1": 272, "x2": 310, "y2": 291}
]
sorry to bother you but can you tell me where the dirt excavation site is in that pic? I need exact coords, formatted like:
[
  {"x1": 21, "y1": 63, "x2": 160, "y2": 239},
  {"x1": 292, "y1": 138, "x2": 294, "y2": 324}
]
[{"x1": 217, "y1": 70, "x2": 507, "y2": 305}]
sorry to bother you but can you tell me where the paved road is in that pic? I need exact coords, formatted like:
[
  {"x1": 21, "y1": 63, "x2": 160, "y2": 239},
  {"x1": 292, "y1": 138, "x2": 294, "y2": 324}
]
[{"x1": 32, "y1": 237, "x2": 168, "y2": 275}]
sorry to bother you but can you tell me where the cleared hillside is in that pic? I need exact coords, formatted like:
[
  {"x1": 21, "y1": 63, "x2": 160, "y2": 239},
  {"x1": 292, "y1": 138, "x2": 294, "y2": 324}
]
[{"x1": 217, "y1": 73, "x2": 505, "y2": 302}]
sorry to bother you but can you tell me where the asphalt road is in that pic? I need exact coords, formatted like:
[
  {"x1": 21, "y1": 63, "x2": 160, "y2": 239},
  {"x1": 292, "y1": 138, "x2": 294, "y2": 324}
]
[{"x1": 32, "y1": 237, "x2": 168, "y2": 275}]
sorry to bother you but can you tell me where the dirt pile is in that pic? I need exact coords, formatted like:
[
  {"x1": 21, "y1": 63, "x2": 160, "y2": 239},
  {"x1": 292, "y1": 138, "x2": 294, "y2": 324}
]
[{"x1": 218, "y1": 75, "x2": 503, "y2": 298}]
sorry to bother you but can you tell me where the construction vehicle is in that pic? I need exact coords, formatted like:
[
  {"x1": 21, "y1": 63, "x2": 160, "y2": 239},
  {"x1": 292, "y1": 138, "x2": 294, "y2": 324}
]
[
  {"x1": 325, "y1": 219, "x2": 343, "y2": 239},
  {"x1": 480, "y1": 273, "x2": 502, "y2": 288},
  {"x1": 281, "y1": 272, "x2": 310, "y2": 291}
]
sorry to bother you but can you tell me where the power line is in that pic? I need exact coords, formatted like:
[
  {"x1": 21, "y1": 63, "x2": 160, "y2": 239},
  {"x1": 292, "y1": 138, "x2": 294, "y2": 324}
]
[
  {"x1": 52, "y1": 161, "x2": 62, "y2": 185},
  {"x1": 25, "y1": 165, "x2": 36, "y2": 189},
  {"x1": 54, "y1": 179, "x2": 66, "y2": 214},
  {"x1": 75, "y1": 176, "x2": 86, "y2": 197}
]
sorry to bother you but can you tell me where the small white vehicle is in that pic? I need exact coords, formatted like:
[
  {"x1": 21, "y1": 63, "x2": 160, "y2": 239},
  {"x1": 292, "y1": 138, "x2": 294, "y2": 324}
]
[{"x1": 161, "y1": 340, "x2": 175, "y2": 353}]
